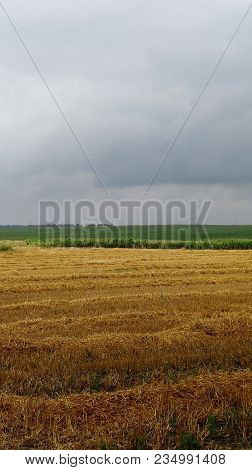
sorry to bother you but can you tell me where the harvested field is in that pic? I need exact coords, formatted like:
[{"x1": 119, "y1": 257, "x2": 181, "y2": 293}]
[{"x1": 0, "y1": 247, "x2": 251, "y2": 449}]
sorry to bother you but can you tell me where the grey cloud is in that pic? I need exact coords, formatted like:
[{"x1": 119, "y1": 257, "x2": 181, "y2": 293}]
[{"x1": 0, "y1": 0, "x2": 252, "y2": 222}]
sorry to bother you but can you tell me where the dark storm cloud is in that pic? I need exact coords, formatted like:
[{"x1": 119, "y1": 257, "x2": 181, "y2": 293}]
[{"x1": 0, "y1": 0, "x2": 252, "y2": 222}]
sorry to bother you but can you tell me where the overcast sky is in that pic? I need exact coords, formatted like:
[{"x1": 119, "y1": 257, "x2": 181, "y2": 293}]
[{"x1": 0, "y1": 0, "x2": 252, "y2": 224}]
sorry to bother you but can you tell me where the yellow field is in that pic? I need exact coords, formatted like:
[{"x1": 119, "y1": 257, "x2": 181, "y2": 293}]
[{"x1": 0, "y1": 247, "x2": 251, "y2": 449}]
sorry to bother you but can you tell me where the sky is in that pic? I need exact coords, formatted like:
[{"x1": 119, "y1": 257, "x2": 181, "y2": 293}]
[{"x1": 0, "y1": 0, "x2": 252, "y2": 224}]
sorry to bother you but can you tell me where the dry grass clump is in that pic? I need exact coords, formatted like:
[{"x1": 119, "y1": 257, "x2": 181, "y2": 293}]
[
  {"x1": 0, "y1": 247, "x2": 251, "y2": 449},
  {"x1": 0, "y1": 242, "x2": 13, "y2": 252}
]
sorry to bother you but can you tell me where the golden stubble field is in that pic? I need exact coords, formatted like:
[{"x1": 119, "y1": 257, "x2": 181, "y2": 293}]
[{"x1": 0, "y1": 246, "x2": 251, "y2": 450}]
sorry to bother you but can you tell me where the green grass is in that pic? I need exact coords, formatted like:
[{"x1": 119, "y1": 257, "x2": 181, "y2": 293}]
[
  {"x1": 2, "y1": 225, "x2": 252, "y2": 249},
  {"x1": 35, "y1": 238, "x2": 252, "y2": 250},
  {"x1": 2, "y1": 225, "x2": 252, "y2": 241}
]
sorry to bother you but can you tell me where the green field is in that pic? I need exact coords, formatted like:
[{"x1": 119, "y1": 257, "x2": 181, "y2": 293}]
[{"x1": 1, "y1": 225, "x2": 252, "y2": 242}]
